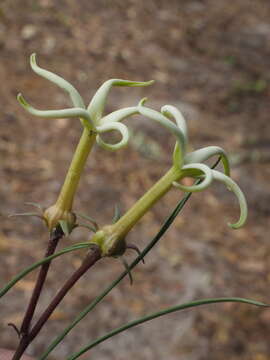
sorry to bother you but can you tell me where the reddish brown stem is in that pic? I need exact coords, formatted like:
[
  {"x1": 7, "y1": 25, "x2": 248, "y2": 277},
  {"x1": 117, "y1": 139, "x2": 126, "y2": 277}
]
[
  {"x1": 12, "y1": 245, "x2": 101, "y2": 360},
  {"x1": 20, "y1": 228, "x2": 63, "y2": 337}
]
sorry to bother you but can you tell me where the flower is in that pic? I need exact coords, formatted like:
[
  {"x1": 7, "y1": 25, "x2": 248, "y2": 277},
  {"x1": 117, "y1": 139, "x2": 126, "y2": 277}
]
[
  {"x1": 17, "y1": 54, "x2": 153, "y2": 232},
  {"x1": 91, "y1": 101, "x2": 248, "y2": 257},
  {"x1": 138, "y1": 100, "x2": 247, "y2": 229},
  {"x1": 18, "y1": 53, "x2": 154, "y2": 151}
]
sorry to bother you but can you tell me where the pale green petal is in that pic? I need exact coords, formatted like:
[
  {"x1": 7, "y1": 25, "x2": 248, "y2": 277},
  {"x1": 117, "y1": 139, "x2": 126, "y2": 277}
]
[
  {"x1": 184, "y1": 146, "x2": 230, "y2": 176},
  {"x1": 99, "y1": 107, "x2": 139, "y2": 125},
  {"x1": 87, "y1": 79, "x2": 154, "y2": 123},
  {"x1": 161, "y1": 105, "x2": 188, "y2": 146},
  {"x1": 211, "y1": 169, "x2": 248, "y2": 229},
  {"x1": 138, "y1": 103, "x2": 186, "y2": 167},
  {"x1": 173, "y1": 163, "x2": 213, "y2": 192},
  {"x1": 96, "y1": 122, "x2": 129, "y2": 151},
  {"x1": 30, "y1": 53, "x2": 85, "y2": 108},
  {"x1": 17, "y1": 93, "x2": 94, "y2": 129}
]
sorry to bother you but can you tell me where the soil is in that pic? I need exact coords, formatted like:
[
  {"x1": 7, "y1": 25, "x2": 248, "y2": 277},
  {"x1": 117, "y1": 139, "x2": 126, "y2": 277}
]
[{"x1": 0, "y1": 1, "x2": 270, "y2": 359}]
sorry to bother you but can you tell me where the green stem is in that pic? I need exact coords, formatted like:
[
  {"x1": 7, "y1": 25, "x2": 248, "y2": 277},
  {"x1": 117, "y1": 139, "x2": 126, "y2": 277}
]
[
  {"x1": 95, "y1": 166, "x2": 182, "y2": 255},
  {"x1": 56, "y1": 127, "x2": 96, "y2": 211},
  {"x1": 116, "y1": 166, "x2": 181, "y2": 235}
]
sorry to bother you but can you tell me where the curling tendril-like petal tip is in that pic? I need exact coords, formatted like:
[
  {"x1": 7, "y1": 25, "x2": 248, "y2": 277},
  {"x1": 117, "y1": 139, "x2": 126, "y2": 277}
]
[
  {"x1": 211, "y1": 170, "x2": 248, "y2": 229},
  {"x1": 173, "y1": 163, "x2": 214, "y2": 192},
  {"x1": 138, "y1": 97, "x2": 148, "y2": 106},
  {"x1": 96, "y1": 122, "x2": 129, "y2": 151},
  {"x1": 30, "y1": 52, "x2": 37, "y2": 65},
  {"x1": 17, "y1": 93, "x2": 28, "y2": 108}
]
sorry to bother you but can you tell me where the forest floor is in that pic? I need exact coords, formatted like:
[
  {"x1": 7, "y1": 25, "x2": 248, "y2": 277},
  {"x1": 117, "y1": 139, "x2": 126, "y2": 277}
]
[{"x1": 0, "y1": 1, "x2": 270, "y2": 359}]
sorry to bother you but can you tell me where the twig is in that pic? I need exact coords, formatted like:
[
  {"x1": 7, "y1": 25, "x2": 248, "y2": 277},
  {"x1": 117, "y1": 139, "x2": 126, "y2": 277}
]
[
  {"x1": 12, "y1": 244, "x2": 101, "y2": 360},
  {"x1": 12, "y1": 227, "x2": 64, "y2": 360},
  {"x1": 20, "y1": 227, "x2": 63, "y2": 336}
]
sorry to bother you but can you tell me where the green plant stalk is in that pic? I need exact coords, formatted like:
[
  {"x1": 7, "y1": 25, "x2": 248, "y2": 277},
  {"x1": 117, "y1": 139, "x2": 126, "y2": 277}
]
[
  {"x1": 68, "y1": 297, "x2": 268, "y2": 360},
  {"x1": 93, "y1": 166, "x2": 182, "y2": 255},
  {"x1": 56, "y1": 127, "x2": 96, "y2": 211},
  {"x1": 44, "y1": 127, "x2": 96, "y2": 230}
]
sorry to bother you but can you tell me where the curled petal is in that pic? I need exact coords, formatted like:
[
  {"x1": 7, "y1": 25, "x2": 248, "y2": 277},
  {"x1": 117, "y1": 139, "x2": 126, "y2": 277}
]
[
  {"x1": 161, "y1": 105, "x2": 188, "y2": 146},
  {"x1": 99, "y1": 107, "x2": 139, "y2": 125},
  {"x1": 17, "y1": 94, "x2": 94, "y2": 129},
  {"x1": 138, "y1": 102, "x2": 186, "y2": 167},
  {"x1": 96, "y1": 122, "x2": 129, "y2": 151},
  {"x1": 30, "y1": 53, "x2": 85, "y2": 108},
  {"x1": 184, "y1": 146, "x2": 230, "y2": 176},
  {"x1": 87, "y1": 79, "x2": 154, "y2": 123},
  {"x1": 211, "y1": 170, "x2": 248, "y2": 229},
  {"x1": 173, "y1": 163, "x2": 213, "y2": 192}
]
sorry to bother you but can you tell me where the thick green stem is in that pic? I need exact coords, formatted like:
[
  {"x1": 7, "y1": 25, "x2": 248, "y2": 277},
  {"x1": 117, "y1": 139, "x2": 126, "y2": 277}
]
[
  {"x1": 56, "y1": 127, "x2": 96, "y2": 211},
  {"x1": 93, "y1": 166, "x2": 182, "y2": 255},
  {"x1": 115, "y1": 166, "x2": 181, "y2": 236},
  {"x1": 44, "y1": 127, "x2": 96, "y2": 230}
]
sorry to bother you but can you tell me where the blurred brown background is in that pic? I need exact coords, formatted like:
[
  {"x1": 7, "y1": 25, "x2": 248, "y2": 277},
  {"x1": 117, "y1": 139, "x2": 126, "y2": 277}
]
[{"x1": 0, "y1": 0, "x2": 270, "y2": 359}]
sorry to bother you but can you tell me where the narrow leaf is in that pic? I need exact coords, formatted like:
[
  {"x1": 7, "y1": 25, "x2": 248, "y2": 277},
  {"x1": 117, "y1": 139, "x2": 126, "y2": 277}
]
[
  {"x1": 9, "y1": 212, "x2": 43, "y2": 219},
  {"x1": 68, "y1": 297, "x2": 268, "y2": 359},
  {"x1": 120, "y1": 257, "x2": 133, "y2": 285},
  {"x1": 0, "y1": 244, "x2": 90, "y2": 299},
  {"x1": 24, "y1": 202, "x2": 44, "y2": 211},
  {"x1": 77, "y1": 213, "x2": 99, "y2": 230},
  {"x1": 77, "y1": 224, "x2": 97, "y2": 233},
  {"x1": 112, "y1": 204, "x2": 121, "y2": 224}
]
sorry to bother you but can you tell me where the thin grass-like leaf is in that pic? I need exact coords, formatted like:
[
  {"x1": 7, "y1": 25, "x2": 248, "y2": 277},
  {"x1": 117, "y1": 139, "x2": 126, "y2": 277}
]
[
  {"x1": 68, "y1": 297, "x2": 268, "y2": 359},
  {"x1": 9, "y1": 212, "x2": 43, "y2": 219},
  {"x1": 0, "y1": 243, "x2": 90, "y2": 299},
  {"x1": 120, "y1": 257, "x2": 133, "y2": 285},
  {"x1": 24, "y1": 202, "x2": 44, "y2": 211},
  {"x1": 112, "y1": 204, "x2": 121, "y2": 224},
  {"x1": 76, "y1": 213, "x2": 99, "y2": 231},
  {"x1": 77, "y1": 224, "x2": 97, "y2": 233}
]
